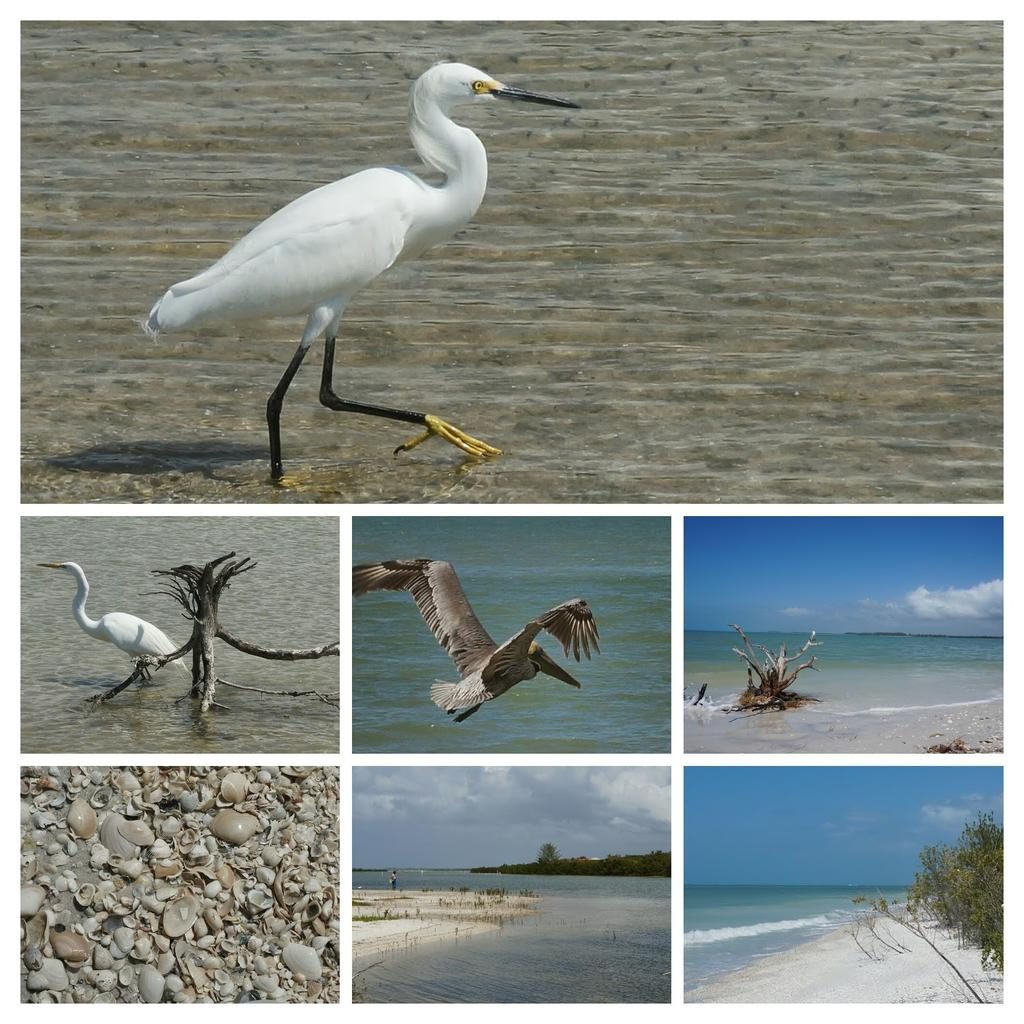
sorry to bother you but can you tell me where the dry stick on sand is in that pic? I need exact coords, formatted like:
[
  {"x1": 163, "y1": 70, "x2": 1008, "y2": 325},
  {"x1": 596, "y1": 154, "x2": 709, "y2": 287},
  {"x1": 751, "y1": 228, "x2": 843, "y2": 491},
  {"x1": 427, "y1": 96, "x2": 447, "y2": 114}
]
[{"x1": 89, "y1": 552, "x2": 339, "y2": 711}]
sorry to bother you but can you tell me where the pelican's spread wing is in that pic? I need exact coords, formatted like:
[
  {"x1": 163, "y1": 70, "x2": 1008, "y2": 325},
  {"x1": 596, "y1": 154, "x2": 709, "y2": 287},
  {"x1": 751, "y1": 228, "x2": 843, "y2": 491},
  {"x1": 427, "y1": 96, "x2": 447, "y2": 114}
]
[
  {"x1": 536, "y1": 599, "x2": 600, "y2": 661},
  {"x1": 353, "y1": 560, "x2": 497, "y2": 675}
]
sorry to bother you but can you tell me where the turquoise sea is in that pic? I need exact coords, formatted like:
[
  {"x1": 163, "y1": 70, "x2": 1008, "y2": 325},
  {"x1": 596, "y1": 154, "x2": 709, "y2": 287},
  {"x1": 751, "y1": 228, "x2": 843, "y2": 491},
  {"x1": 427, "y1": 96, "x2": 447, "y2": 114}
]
[
  {"x1": 684, "y1": 883, "x2": 907, "y2": 992},
  {"x1": 354, "y1": 869, "x2": 670, "y2": 1002},
  {"x1": 352, "y1": 517, "x2": 671, "y2": 752}
]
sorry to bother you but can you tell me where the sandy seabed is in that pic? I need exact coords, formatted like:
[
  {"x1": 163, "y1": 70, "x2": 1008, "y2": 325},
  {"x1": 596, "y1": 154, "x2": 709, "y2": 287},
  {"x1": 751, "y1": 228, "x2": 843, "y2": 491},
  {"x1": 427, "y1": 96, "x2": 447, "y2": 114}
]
[
  {"x1": 352, "y1": 889, "x2": 540, "y2": 961},
  {"x1": 686, "y1": 918, "x2": 1003, "y2": 1003}
]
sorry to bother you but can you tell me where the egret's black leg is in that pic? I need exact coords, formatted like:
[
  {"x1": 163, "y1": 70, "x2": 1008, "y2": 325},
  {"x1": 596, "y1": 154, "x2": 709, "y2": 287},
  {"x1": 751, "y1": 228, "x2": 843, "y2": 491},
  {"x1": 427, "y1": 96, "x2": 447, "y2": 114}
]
[
  {"x1": 267, "y1": 339, "x2": 315, "y2": 480},
  {"x1": 319, "y1": 335, "x2": 426, "y2": 427},
  {"x1": 318, "y1": 336, "x2": 503, "y2": 459}
]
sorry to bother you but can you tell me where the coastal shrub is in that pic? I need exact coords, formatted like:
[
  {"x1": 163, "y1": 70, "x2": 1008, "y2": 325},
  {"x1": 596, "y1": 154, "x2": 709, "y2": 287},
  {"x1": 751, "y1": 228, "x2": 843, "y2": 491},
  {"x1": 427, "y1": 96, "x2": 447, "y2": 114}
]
[
  {"x1": 471, "y1": 849, "x2": 670, "y2": 877},
  {"x1": 908, "y1": 812, "x2": 1003, "y2": 972},
  {"x1": 537, "y1": 842, "x2": 561, "y2": 865}
]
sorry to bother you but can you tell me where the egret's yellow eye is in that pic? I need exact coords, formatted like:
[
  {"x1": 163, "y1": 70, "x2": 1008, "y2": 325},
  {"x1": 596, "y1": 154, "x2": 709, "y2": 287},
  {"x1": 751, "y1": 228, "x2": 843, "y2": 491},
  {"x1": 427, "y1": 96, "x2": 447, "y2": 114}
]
[{"x1": 471, "y1": 80, "x2": 491, "y2": 95}]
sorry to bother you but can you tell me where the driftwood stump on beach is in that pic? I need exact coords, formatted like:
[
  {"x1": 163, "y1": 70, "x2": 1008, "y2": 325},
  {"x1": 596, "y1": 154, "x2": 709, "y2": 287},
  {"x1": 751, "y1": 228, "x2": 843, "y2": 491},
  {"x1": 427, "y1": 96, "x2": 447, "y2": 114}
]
[
  {"x1": 725, "y1": 623, "x2": 822, "y2": 714},
  {"x1": 90, "y1": 552, "x2": 339, "y2": 712}
]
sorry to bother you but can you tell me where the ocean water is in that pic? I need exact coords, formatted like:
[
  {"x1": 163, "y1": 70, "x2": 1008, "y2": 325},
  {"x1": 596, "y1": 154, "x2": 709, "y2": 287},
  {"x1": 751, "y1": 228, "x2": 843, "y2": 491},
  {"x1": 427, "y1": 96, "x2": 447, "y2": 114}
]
[
  {"x1": 684, "y1": 630, "x2": 1002, "y2": 752},
  {"x1": 684, "y1": 884, "x2": 907, "y2": 992},
  {"x1": 352, "y1": 517, "x2": 671, "y2": 752},
  {"x1": 354, "y1": 870, "x2": 670, "y2": 1003}
]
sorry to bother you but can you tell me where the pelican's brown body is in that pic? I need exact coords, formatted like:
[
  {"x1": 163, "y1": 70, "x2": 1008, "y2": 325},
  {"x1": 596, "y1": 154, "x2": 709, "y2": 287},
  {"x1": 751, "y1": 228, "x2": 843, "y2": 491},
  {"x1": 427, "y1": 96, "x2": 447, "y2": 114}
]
[{"x1": 353, "y1": 559, "x2": 600, "y2": 721}]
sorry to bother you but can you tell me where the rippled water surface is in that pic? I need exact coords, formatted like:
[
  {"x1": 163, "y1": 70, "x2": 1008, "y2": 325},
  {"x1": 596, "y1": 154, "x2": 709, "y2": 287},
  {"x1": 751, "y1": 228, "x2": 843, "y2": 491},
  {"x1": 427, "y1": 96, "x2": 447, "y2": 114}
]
[
  {"x1": 354, "y1": 870, "x2": 670, "y2": 1003},
  {"x1": 21, "y1": 21, "x2": 1001, "y2": 502},
  {"x1": 352, "y1": 516, "x2": 671, "y2": 752},
  {"x1": 21, "y1": 517, "x2": 339, "y2": 753}
]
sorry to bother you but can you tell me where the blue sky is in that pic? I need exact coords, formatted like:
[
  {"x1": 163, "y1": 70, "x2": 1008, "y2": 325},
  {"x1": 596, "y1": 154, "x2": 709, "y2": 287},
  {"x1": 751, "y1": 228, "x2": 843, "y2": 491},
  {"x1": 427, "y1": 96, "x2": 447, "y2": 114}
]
[
  {"x1": 685, "y1": 516, "x2": 1002, "y2": 635},
  {"x1": 354, "y1": 767, "x2": 671, "y2": 868},
  {"x1": 685, "y1": 767, "x2": 1003, "y2": 885}
]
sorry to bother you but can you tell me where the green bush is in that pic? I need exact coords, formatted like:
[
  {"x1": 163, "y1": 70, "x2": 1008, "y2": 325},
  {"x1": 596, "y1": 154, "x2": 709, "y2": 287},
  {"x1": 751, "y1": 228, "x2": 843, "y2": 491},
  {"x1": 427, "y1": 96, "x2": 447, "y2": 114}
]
[{"x1": 909, "y1": 812, "x2": 1002, "y2": 972}]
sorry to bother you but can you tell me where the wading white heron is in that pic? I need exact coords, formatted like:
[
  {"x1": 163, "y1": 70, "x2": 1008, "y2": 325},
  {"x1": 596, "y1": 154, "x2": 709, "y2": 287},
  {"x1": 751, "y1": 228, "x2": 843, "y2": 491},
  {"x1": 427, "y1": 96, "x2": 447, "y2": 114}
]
[
  {"x1": 353, "y1": 559, "x2": 599, "y2": 721},
  {"x1": 38, "y1": 561, "x2": 188, "y2": 673},
  {"x1": 146, "y1": 61, "x2": 580, "y2": 481}
]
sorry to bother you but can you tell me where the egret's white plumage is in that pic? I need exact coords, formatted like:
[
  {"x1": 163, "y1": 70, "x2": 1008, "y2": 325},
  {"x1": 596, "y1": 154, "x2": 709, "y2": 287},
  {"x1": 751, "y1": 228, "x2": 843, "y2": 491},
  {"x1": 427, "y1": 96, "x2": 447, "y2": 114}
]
[
  {"x1": 145, "y1": 62, "x2": 580, "y2": 480},
  {"x1": 38, "y1": 561, "x2": 187, "y2": 672}
]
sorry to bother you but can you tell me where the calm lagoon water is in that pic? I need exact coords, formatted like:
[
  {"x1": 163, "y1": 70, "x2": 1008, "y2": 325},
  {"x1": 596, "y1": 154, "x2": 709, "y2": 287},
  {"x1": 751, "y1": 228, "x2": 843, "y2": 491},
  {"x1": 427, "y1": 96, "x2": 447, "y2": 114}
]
[
  {"x1": 21, "y1": 21, "x2": 1002, "y2": 503},
  {"x1": 684, "y1": 630, "x2": 1002, "y2": 752},
  {"x1": 354, "y1": 870, "x2": 670, "y2": 1003},
  {"x1": 684, "y1": 883, "x2": 907, "y2": 992},
  {"x1": 352, "y1": 516, "x2": 671, "y2": 752},
  {"x1": 21, "y1": 517, "x2": 339, "y2": 753}
]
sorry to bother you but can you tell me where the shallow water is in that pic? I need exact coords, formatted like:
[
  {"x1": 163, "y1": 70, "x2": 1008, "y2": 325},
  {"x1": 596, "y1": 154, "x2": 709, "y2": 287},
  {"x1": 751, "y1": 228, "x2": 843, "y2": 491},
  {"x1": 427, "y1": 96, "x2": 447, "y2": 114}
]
[
  {"x1": 21, "y1": 516, "x2": 339, "y2": 753},
  {"x1": 21, "y1": 21, "x2": 1002, "y2": 503},
  {"x1": 352, "y1": 516, "x2": 671, "y2": 752},
  {"x1": 354, "y1": 871, "x2": 670, "y2": 1003}
]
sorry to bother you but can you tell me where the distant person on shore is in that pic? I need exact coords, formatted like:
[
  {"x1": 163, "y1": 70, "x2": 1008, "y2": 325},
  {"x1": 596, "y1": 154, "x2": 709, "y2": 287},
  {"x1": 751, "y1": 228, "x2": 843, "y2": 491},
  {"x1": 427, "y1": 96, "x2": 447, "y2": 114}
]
[{"x1": 390, "y1": 870, "x2": 398, "y2": 890}]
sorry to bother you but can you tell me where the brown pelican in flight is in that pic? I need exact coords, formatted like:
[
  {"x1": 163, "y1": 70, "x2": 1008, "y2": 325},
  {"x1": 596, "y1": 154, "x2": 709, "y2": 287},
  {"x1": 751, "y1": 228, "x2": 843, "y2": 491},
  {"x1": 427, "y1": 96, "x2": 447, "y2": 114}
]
[{"x1": 353, "y1": 559, "x2": 600, "y2": 721}]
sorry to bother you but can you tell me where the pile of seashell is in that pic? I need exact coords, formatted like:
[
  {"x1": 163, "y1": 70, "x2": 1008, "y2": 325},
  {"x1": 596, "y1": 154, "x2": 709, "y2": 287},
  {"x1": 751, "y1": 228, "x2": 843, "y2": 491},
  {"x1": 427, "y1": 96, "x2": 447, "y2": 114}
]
[{"x1": 21, "y1": 766, "x2": 338, "y2": 1003}]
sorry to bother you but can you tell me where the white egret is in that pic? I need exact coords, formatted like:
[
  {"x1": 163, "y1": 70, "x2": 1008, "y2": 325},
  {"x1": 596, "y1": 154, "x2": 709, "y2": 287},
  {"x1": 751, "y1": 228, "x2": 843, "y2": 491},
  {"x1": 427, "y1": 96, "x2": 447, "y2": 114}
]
[
  {"x1": 146, "y1": 61, "x2": 580, "y2": 480},
  {"x1": 38, "y1": 562, "x2": 188, "y2": 673}
]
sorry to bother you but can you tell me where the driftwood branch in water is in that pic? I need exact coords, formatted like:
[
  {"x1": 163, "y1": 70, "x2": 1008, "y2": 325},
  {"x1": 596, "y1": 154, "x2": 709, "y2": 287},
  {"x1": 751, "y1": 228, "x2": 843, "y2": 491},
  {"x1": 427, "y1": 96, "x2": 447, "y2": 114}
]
[{"x1": 94, "y1": 552, "x2": 338, "y2": 713}]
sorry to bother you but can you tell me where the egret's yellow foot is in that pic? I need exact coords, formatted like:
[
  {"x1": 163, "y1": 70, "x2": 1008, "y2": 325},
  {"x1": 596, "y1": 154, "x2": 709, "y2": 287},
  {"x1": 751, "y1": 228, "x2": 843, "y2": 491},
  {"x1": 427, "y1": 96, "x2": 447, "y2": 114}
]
[{"x1": 395, "y1": 414, "x2": 503, "y2": 458}]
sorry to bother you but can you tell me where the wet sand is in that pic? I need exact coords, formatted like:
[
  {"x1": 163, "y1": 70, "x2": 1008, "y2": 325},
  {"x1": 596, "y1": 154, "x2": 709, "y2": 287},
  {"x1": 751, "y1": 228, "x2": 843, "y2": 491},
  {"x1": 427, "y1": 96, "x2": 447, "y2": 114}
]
[
  {"x1": 352, "y1": 888, "x2": 540, "y2": 961},
  {"x1": 21, "y1": 21, "x2": 1002, "y2": 503},
  {"x1": 687, "y1": 918, "x2": 1003, "y2": 1003}
]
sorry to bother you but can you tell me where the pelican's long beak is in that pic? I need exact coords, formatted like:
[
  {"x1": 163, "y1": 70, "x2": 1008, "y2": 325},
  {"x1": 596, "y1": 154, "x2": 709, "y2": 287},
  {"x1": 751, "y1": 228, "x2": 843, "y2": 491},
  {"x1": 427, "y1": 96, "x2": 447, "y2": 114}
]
[
  {"x1": 532, "y1": 647, "x2": 583, "y2": 688},
  {"x1": 491, "y1": 83, "x2": 580, "y2": 109},
  {"x1": 38, "y1": 563, "x2": 62, "y2": 569}
]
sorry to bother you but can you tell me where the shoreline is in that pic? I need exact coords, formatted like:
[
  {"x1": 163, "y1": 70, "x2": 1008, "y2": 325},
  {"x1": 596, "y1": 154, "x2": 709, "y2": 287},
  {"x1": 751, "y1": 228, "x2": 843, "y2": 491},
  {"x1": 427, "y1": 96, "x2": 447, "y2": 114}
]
[
  {"x1": 686, "y1": 916, "x2": 1002, "y2": 1003},
  {"x1": 352, "y1": 888, "x2": 540, "y2": 962},
  {"x1": 685, "y1": 694, "x2": 1003, "y2": 753}
]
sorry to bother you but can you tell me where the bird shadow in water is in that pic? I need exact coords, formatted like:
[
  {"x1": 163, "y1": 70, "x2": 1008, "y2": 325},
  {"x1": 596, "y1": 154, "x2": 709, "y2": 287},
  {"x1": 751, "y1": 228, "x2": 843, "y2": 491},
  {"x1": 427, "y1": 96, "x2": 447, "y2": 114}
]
[{"x1": 45, "y1": 440, "x2": 265, "y2": 476}]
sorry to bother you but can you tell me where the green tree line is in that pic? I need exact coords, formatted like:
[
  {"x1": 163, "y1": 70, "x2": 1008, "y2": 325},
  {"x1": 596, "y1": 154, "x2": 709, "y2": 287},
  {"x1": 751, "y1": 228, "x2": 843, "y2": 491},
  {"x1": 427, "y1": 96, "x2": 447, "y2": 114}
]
[{"x1": 471, "y1": 848, "x2": 670, "y2": 877}]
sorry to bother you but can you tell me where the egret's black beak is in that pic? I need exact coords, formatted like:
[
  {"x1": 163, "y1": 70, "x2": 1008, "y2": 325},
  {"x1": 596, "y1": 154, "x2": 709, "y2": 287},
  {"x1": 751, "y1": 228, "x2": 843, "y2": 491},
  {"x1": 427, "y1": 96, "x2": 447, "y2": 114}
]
[
  {"x1": 531, "y1": 647, "x2": 583, "y2": 688},
  {"x1": 492, "y1": 84, "x2": 580, "y2": 109}
]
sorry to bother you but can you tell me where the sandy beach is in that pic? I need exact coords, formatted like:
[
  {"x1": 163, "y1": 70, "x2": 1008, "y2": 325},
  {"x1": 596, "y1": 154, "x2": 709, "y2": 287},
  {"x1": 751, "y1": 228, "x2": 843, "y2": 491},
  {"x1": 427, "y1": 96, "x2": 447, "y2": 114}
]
[
  {"x1": 687, "y1": 917, "x2": 1003, "y2": 1003},
  {"x1": 685, "y1": 696, "x2": 1003, "y2": 754},
  {"x1": 352, "y1": 888, "x2": 540, "y2": 961}
]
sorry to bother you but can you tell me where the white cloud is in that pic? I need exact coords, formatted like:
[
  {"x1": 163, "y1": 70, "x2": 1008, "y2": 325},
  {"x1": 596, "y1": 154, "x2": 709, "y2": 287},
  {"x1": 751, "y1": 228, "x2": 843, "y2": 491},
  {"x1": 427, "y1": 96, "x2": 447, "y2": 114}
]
[
  {"x1": 904, "y1": 580, "x2": 1003, "y2": 621},
  {"x1": 780, "y1": 606, "x2": 811, "y2": 617}
]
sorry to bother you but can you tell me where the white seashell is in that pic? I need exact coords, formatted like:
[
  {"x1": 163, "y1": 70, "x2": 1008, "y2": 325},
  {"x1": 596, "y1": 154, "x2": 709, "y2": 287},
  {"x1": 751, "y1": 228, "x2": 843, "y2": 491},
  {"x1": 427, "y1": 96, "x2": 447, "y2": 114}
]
[
  {"x1": 256, "y1": 866, "x2": 276, "y2": 887},
  {"x1": 115, "y1": 858, "x2": 145, "y2": 880},
  {"x1": 117, "y1": 818, "x2": 155, "y2": 847},
  {"x1": 245, "y1": 887, "x2": 273, "y2": 913},
  {"x1": 210, "y1": 809, "x2": 260, "y2": 845},
  {"x1": 66, "y1": 797, "x2": 97, "y2": 839},
  {"x1": 281, "y1": 943, "x2": 322, "y2": 980},
  {"x1": 156, "y1": 951, "x2": 176, "y2": 975},
  {"x1": 261, "y1": 846, "x2": 285, "y2": 868},
  {"x1": 26, "y1": 956, "x2": 69, "y2": 992},
  {"x1": 117, "y1": 964, "x2": 135, "y2": 987},
  {"x1": 115, "y1": 770, "x2": 141, "y2": 793},
  {"x1": 88, "y1": 786, "x2": 113, "y2": 809},
  {"x1": 99, "y1": 814, "x2": 138, "y2": 858},
  {"x1": 93, "y1": 946, "x2": 113, "y2": 970},
  {"x1": 219, "y1": 772, "x2": 248, "y2": 804},
  {"x1": 160, "y1": 816, "x2": 182, "y2": 837},
  {"x1": 92, "y1": 969, "x2": 117, "y2": 992},
  {"x1": 131, "y1": 936, "x2": 153, "y2": 961},
  {"x1": 149, "y1": 838, "x2": 173, "y2": 860},
  {"x1": 203, "y1": 906, "x2": 223, "y2": 933},
  {"x1": 112, "y1": 927, "x2": 135, "y2": 956},
  {"x1": 139, "y1": 963, "x2": 165, "y2": 1003},
  {"x1": 161, "y1": 895, "x2": 200, "y2": 938},
  {"x1": 178, "y1": 791, "x2": 199, "y2": 813},
  {"x1": 21, "y1": 884, "x2": 46, "y2": 917},
  {"x1": 164, "y1": 974, "x2": 184, "y2": 995},
  {"x1": 253, "y1": 974, "x2": 279, "y2": 994},
  {"x1": 89, "y1": 844, "x2": 110, "y2": 870}
]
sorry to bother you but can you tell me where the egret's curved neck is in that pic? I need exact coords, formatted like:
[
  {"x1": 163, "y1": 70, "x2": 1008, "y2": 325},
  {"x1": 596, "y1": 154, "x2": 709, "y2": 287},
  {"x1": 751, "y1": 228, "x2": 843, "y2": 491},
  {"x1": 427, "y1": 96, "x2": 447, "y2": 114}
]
[
  {"x1": 65, "y1": 565, "x2": 102, "y2": 637},
  {"x1": 409, "y1": 88, "x2": 488, "y2": 222}
]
